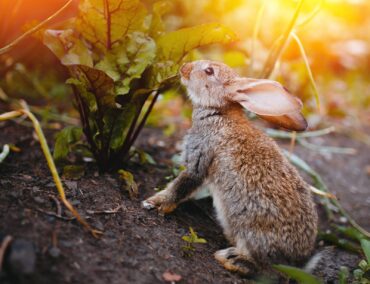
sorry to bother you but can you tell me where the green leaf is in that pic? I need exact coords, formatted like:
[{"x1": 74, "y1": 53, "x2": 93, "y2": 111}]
[
  {"x1": 43, "y1": 29, "x2": 93, "y2": 66},
  {"x1": 103, "y1": 107, "x2": 135, "y2": 151},
  {"x1": 150, "y1": 23, "x2": 237, "y2": 86},
  {"x1": 156, "y1": 23, "x2": 237, "y2": 62},
  {"x1": 96, "y1": 32, "x2": 156, "y2": 95},
  {"x1": 105, "y1": 89, "x2": 152, "y2": 151},
  {"x1": 358, "y1": 260, "x2": 368, "y2": 271},
  {"x1": 77, "y1": 0, "x2": 147, "y2": 52},
  {"x1": 53, "y1": 126, "x2": 83, "y2": 163},
  {"x1": 361, "y1": 239, "x2": 370, "y2": 263},
  {"x1": 273, "y1": 265, "x2": 322, "y2": 284},
  {"x1": 353, "y1": 269, "x2": 363, "y2": 280},
  {"x1": 68, "y1": 65, "x2": 116, "y2": 110},
  {"x1": 118, "y1": 169, "x2": 138, "y2": 197},
  {"x1": 336, "y1": 226, "x2": 367, "y2": 242},
  {"x1": 149, "y1": 0, "x2": 173, "y2": 38},
  {"x1": 62, "y1": 165, "x2": 85, "y2": 179},
  {"x1": 338, "y1": 266, "x2": 349, "y2": 284},
  {"x1": 136, "y1": 149, "x2": 156, "y2": 165},
  {"x1": 182, "y1": 227, "x2": 207, "y2": 244}
]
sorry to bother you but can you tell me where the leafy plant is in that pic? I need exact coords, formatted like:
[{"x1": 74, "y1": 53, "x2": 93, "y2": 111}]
[
  {"x1": 273, "y1": 264, "x2": 322, "y2": 284},
  {"x1": 181, "y1": 227, "x2": 207, "y2": 256},
  {"x1": 43, "y1": 0, "x2": 237, "y2": 170},
  {"x1": 352, "y1": 240, "x2": 370, "y2": 284}
]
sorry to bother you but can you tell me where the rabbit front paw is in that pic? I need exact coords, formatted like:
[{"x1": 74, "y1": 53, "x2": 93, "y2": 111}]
[{"x1": 142, "y1": 190, "x2": 177, "y2": 214}]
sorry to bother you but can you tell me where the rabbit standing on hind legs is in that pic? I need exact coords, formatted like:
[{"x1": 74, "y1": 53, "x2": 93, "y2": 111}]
[{"x1": 142, "y1": 60, "x2": 318, "y2": 275}]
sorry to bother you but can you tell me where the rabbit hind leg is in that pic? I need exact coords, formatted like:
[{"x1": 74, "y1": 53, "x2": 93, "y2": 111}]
[{"x1": 214, "y1": 247, "x2": 257, "y2": 275}]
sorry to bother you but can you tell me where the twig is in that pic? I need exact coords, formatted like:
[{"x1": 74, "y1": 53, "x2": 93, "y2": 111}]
[
  {"x1": 309, "y1": 185, "x2": 336, "y2": 199},
  {"x1": 299, "y1": 139, "x2": 356, "y2": 155},
  {"x1": 86, "y1": 204, "x2": 122, "y2": 215},
  {"x1": 265, "y1": 126, "x2": 335, "y2": 139},
  {"x1": 50, "y1": 195, "x2": 62, "y2": 216},
  {"x1": 0, "y1": 235, "x2": 13, "y2": 272},
  {"x1": 0, "y1": 0, "x2": 74, "y2": 55},
  {"x1": 36, "y1": 208, "x2": 76, "y2": 221}
]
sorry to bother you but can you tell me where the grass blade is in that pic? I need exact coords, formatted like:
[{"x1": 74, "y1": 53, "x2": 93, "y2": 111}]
[
  {"x1": 0, "y1": 144, "x2": 10, "y2": 163},
  {"x1": 265, "y1": 127, "x2": 335, "y2": 139},
  {"x1": 273, "y1": 264, "x2": 322, "y2": 284},
  {"x1": 298, "y1": 139, "x2": 356, "y2": 155},
  {"x1": 0, "y1": 0, "x2": 73, "y2": 55},
  {"x1": 291, "y1": 32, "x2": 320, "y2": 110},
  {"x1": 296, "y1": 0, "x2": 324, "y2": 30},
  {"x1": 361, "y1": 239, "x2": 370, "y2": 263},
  {"x1": 284, "y1": 150, "x2": 370, "y2": 238},
  {"x1": 260, "y1": 0, "x2": 305, "y2": 78}
]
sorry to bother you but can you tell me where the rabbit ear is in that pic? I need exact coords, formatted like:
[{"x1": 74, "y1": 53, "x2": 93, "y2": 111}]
[{"x1": 227, "y1": 78, "x2": 307, "y2": 131}]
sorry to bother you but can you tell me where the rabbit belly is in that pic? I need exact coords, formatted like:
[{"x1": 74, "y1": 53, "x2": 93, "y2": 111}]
[{"x1": 208, "y1": 182, "x2": 234, "y2": 243}]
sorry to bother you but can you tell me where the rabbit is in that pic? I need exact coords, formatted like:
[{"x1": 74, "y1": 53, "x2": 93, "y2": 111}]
[{"x1": 142, "y1": 60, "x2": 318, "y2": 275}]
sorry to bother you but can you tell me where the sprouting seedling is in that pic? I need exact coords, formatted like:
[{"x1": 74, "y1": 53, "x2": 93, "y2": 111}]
[
  {"x1": 353, "y1": 239, "x2": 370, "y2": 283},
  {"x1": 181, "y1": 227, "x2": 207, "y2": 256}
]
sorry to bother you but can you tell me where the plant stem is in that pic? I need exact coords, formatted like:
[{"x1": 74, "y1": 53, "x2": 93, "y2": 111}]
[
  {"x1": 0, "y1": 109, "x2": 101, "y2": 237},
  {"x1": 260, "y1": 0, "x2": 305, "y2": 78},
  {"x1": 291, "y1": 32, "x2": 320, "y2": 111},
  {"x1": 125, "y1": 91, "x2": 160, "y2": 160}
]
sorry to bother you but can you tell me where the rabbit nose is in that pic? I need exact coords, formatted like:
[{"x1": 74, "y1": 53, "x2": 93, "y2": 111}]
[{"x1": 180, "y1": 63, "x2": 192, "y2": 80}]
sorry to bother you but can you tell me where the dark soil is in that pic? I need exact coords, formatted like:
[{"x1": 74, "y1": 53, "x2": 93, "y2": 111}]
[{"x1": 0, "y1": 121, "x2": 368, "y2": 284}]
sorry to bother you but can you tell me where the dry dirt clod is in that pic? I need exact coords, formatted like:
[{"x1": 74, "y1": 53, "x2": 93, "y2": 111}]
[{"x1": 7, "y1": 239, "x2": 36, "y2": 275}]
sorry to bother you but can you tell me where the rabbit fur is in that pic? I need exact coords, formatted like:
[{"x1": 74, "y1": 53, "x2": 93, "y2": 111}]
[{"x1": 143, "y1": 60, "x2": 318, "y2": 275}]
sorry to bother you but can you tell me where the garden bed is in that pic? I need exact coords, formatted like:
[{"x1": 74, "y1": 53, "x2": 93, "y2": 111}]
[{"x1": 0, "y1": 121, "x2": 368, "y2": 283}]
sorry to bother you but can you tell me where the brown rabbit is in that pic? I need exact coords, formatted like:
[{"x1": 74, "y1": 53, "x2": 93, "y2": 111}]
[{"x1": 143, "y1": 60, "x2": 318, "y2": 275}]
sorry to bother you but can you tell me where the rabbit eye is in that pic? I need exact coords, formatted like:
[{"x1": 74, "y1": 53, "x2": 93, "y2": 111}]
[{"x1": 204, "y1": 67, "x2": 214, "y2": 76}]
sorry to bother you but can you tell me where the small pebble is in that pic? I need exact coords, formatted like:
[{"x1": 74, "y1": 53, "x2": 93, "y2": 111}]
[
  {"x1": 65, "y1": 181, "x2": 78, "y2": 191},
  {"x1": 33, "y1": 196, "x2": 45, "y2": 204},
  {"x1": 49, "y1": 246, "x2": 61, "y2": 258},
  {"x1": 339, "y1": 216, "x2": 348, "y2": 223}
]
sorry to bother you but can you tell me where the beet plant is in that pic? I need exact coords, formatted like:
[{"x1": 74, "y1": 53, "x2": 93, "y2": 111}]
[{"x1": 43, "y1": 0, "x2": 236, "y2": 170}]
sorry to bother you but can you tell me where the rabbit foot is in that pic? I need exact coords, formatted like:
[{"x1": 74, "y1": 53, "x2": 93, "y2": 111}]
[
  {"x1": 215, "y1": 247, "x2": 255, "y2": 275},
  {"x1": 142, "y1": 191, "x2": 177, "y2": 214}
]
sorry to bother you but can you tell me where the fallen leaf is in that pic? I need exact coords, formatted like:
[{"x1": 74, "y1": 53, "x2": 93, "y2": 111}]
[{"x1": 162, "y1": 271, "x2": 182, "y2": 282}]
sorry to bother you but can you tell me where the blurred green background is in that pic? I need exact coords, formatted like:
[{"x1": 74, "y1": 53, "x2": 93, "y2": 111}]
[{"x1": 1, "y1": 0, "x2": 369, "y2": 132}]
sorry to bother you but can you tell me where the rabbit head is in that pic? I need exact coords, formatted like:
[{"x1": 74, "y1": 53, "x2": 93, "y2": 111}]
[{"x1": 180, "y1": 60, "x2": 308, "y2": 131}]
